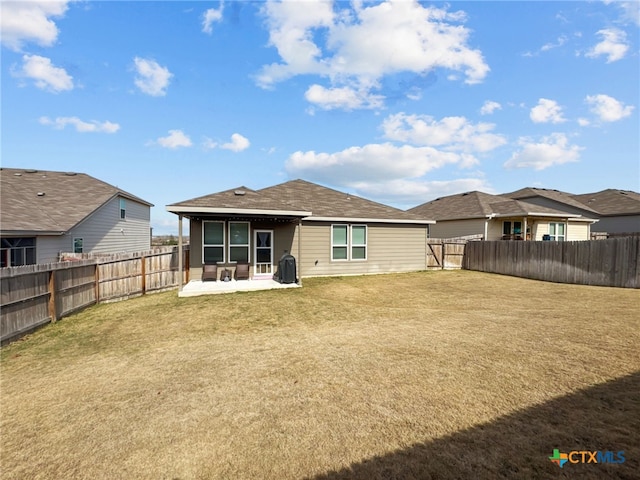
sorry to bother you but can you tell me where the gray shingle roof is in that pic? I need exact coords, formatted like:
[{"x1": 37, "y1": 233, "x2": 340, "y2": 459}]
[
  {"x1": 259, "y1": 179, "x2": 428, "y2": 222},
  {"x1": 408, "y1": 191, "x2": 582, "y2": 220},
  {"x1": 167, "y1": 179, "x2": 432, "y2": 223},
  {"x1": 1, "y1": 168, "x2": 153, "y2": 234},
  {"x1": 167, "y1": 186, "x2": 310, "y2": 214},
  {"x1": 504, "y1": 187, "x2": 600, "y2": 214},
  {"x1": 571, "y1": 189, "x2": 640, "y2": 216}
]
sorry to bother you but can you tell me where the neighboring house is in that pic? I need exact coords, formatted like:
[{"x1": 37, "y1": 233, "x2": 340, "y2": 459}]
[
  {"x1": 571, "y1": 189, "x2": 640, "y2": 234},
  {"x1": 166, "y1": 179, "x2": 434, "y2": 281},
  {"x1": 1, "y1": 168, "x2": 153, "y2": 266},
  {"x1": 407, "y1": 191, "x2": 597, "y2": 241},
  {"x1": 506, "y1": 187, "x2": 640, "y2": 235}
]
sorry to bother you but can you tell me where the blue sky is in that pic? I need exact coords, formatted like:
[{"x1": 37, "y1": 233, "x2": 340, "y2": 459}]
[{"x1": 2, "y1": 0, "x2": 638, "y2": 235}]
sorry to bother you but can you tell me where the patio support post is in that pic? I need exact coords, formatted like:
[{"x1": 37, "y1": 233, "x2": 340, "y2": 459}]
[
  {"x1": 178, "y1": 215, "x2": 183, "y2": 291},
  {"x1": 298, "y1": 218, "x2": 302, "y2": 286},
  {"x1": 524, "y1": 217, "x2": 528, "y2": 241}
]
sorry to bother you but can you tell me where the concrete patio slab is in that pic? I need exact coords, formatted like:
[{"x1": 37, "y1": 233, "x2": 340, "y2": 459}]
[{"x1": 178, "y1": 278, "x2": 300, "y2": 297}]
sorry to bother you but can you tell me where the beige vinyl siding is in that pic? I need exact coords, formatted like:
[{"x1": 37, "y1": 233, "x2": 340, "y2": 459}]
[
  {"x1": 486, "y1": 220, "x2": 503, "y2": 241},
  {"x1": 298, "y1": 222, "x2": 427, "y2": 277},
  {"x1": 430, "y1": 218, "x2": 486, "y2": 239},
  {"x1": 566, "y1": 221, "x2": 590, "y2": 241},
  {"x1": 591, "y1": 215, "x2": 639, "y2": 233}
]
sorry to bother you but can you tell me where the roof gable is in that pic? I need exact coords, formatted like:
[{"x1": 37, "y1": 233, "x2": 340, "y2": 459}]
[
  {"x1": 572, "y1": 189, "x2": 640, "y2": 215},
  {"x1": 505, "y1": 187, "x2": 599, "y2": 214},
  {"x1": 1, "y1": 168, "x2": 153, "y2": 234},
  {"x1": 408, "y1": 191, "x2": 584, "y2": 220}
]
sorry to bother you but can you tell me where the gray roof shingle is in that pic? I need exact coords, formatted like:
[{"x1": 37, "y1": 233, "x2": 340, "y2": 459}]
[
  {"x1": 408, "y1": 191, "x2": 582, "y2": 220},
  {"x1": 504, "y1": 187, "x2": 600, "y2": 214},
  {"x1": 571, "y1": 189, "x2": 640, "y2": 216},
  {"x1": 1, "y1": 168, "x2": 153, "y2": 234},
  {"x1": 167, "y1": 179, "x2": 432, "y2": 223}
]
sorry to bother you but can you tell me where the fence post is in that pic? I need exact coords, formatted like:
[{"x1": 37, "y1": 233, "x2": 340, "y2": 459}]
[
  {"x1": 48, "y1": 269, "x2": 57, "y2": 322},
  {"x1": 141, "y1": 255, "x2": 146, "y2": 295},
  {"x1": 95, "y1": 263, "x2": 100, "y2": 303}
]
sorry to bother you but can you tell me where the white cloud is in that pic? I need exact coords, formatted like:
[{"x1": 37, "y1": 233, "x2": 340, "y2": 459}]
[
  {"x1": 585, "y1": 94, "x2": 634, "y2": 122},
  {"x1": 202, "y1": 3, "x2": 224, "y2": 34},
  {"x1": 305, "y1": 84, "x2": 384, "y2": 111},
  {"x1": 133, "y1": 57, "x2": 173, "y2": 96},
  {"x1": 39, "y1": 116, "x2": 120, "y2": 133},
  {"x1": 0, "y1": 0, "x2": 69, "y2": 51},
  {"x1": 286, "y1": 142, "x2": 475, "y2": 187},
  {"x1": 381, "y1": 113, "x2": 506, "y2": 157},
  {"x1": 530, "y1": 98, "x2": 566, "y2": 124},
  {"x1": 541, "y1": 35, "x2": 568, "y2": 52},
  {"x1": 156, "y1": 130, "x2": 192, "y2": 149},
  {"x1": 604, "y1": 1, "x2": 640, "y2": 26},
  {"x1": 257, "y1": 0, "x2": 489, "y2": 109},
  {"x1": 585, "y1": 28, "x2": 629, "y2": 63},
  {"x1": 13, "y1": 54, "x2": 73, "y2": 93},
  {"x1": 348, "y1": 177, "x2": 494, "y2": 207},
  {"x1": 504, "y1": 133, "x2": 582, "y2": 170},
  {"x1": 202, "y1": 137, "x2": 218, "y2": 150},
  {"x1": 221, "y1": 133, "x2": 250, "y2": 152},
  {"x1": 480, "y1": 100, "x2": 501, "y2": 115}
]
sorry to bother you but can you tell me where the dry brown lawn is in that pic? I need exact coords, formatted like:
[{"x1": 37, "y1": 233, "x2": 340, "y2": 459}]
[{"x1": 1, "y1": 270, "x2": 639, "y2": 479}]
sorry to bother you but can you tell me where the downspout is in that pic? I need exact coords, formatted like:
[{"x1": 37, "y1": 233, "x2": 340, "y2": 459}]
[
  {"x1": 178, "y1": 215, "x2": 183, "y2": 291},
  {"x1": 485, "y1": 214, "x2": 495, "y2": 240},
  {"x1": 297, "y1": 217, "x2": 302, "y2": 286}
]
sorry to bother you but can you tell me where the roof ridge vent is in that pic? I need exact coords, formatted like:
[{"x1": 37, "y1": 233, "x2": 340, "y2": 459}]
[{"x1": 64, "y1": 172, "x2": 77, "y2": 176}]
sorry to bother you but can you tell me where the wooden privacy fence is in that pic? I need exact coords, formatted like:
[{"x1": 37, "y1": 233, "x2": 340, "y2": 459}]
[
  {"x1": 426, "y1": 236, "x2": 481, "y2": 270},
  {"x1": 463, "y1": 237, "x2": 640, "y2": 288},
  {"x1": 1, "y1": 246, "x2": 188, "y2": 345}
]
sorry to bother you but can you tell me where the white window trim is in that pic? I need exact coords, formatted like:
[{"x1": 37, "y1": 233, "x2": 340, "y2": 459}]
[
  {"x1": 119, "y1": 198, "x2": 126, "y2": 220},
  {"x1": 203, "y1": 220, "x2": 225, "y2": 264},
  {"x1": 73, "y1": 237, "x2": 83, "y2": 254},
  {"x1": 331, "y1": 224, "x2": 368, "y2": 262},
  {"x1": 350, "y1": 224, "x2": 367, "y2": 261},
  {"x1": 228, "y1": 221, "x2": 250, "y2": 263},
  {"x1": 331, "y1": 224, "x2": 349, "y2": 262},
  {"x1": 548, "y1": 222, "x2": 566, "y2": 241}
]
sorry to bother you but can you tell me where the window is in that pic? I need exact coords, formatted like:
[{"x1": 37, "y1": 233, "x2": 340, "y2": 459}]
[
  {"x1": 229, "y1": 222, "x2": 249, "y2": 262},
  {"x1": 332, "y1": 225, "x2": 348, "y2": 260},
  {"x1": 503, "y1": 221, "x2": 522, "y2": 235},
  {"x1": 73, "y1": 237, "x2": 83, "y2": 253},
  {"x1": 351, "y1": 225, "x2": 367, "y2": 260},
  {"x1": 119, "y1": 198, "x2": 126, "y2": 219},
  {"x1": 548, "y1": 222, "x2": 566, "y2": 241},
  {"x1": 203, "y1": 221, "x2": 224, "y2": 263},
  {"x1": 1, "y1": 237, "x2": 36, "y2": 267},
  {"x1": 503, "y1": 221, "x2": 523, "y2": 239},
  {"x1": 331, "y1": 224, "x2": 367, "y2": 261}
]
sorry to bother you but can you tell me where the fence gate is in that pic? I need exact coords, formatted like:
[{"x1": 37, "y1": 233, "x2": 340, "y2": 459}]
[{"x1": 426, "y1": 241, "x2": 443, "y2": 269}]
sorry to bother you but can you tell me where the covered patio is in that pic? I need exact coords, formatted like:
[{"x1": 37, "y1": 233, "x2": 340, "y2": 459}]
[{"x1": 166, "y1": 186, "x2": 311, "y2": 295}]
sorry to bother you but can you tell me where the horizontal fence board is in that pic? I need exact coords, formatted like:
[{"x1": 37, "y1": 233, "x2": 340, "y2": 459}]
[
  {"x1": 463, "y1": 238, "x2": 639, "y2": 288},
  {"x1": 1, "y1": 246, "x2": 188, "y2": 344}
]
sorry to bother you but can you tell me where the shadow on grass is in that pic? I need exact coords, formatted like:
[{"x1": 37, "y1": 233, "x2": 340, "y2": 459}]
[{"x1": 310, "y1": 372, "x2": 640, "y2": 480}]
